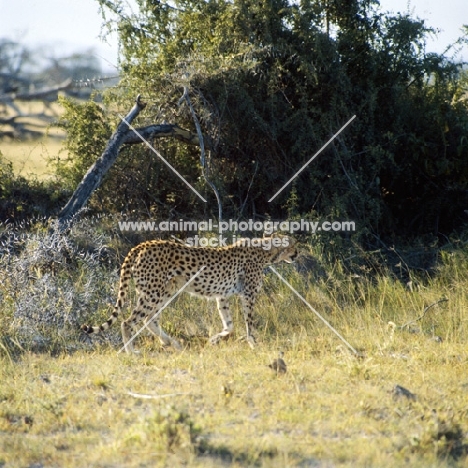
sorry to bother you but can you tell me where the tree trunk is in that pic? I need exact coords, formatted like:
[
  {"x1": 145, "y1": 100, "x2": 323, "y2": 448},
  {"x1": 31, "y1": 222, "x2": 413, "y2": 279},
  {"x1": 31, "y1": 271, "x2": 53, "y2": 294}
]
[{"x1": 57, "y1": 95, "x2": 199, "y2": 228}]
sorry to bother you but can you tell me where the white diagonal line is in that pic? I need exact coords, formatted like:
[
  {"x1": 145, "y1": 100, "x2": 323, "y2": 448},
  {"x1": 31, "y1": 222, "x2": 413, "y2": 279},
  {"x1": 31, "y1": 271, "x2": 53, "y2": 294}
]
[
  {"x1": 269, "y1": 266, "x2": 358, "y2": 355},
  {"x1": 118, "y1": 114, "x2": 207, "y2": 202},
  {"x1": 117, "y1": 266, "x2": 206, "y2": 354},
  {"x1": 268, "y1": 115, "x2": 356, "y2": 202}
]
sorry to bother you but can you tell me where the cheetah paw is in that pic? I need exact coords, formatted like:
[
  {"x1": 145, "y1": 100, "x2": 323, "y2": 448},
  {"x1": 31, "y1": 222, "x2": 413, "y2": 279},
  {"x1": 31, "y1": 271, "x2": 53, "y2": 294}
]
[{"x1": 246, "y1": 336, "x2": 256, "y2": 349}]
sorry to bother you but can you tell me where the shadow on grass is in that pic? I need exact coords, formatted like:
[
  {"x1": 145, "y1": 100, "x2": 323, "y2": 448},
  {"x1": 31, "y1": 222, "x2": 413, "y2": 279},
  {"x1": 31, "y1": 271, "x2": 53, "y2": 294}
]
[{"x1": 197, "y1": 439, "x2": 278, "y2": 467}]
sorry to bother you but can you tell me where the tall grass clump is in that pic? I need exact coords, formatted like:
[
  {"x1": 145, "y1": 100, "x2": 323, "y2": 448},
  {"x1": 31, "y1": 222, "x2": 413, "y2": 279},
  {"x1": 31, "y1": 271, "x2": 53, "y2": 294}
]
[
  {"x1": 0, "y1": 217, "x2": 119, "y2": 350},
  {"x1": 248, "y1": 237, "x2": 468, "y2": 357}
]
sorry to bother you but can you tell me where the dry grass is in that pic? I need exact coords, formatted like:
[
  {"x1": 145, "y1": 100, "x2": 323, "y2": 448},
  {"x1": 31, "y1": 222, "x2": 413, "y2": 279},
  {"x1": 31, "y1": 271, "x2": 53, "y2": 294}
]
[
  {"x1": 1, "y1": 100, "x2": 66, "y2": 179},
  {"x1": 2, "y1": 95, "x2": 467, "y2": 465},
  {"x1": 1, "y1": 139, "x2": 64, "y2": 179},
  {"x1": 0, "y1": 335, "x2": 467, "y2": 467},
  {"x1": 1, "y1": 230, "x2": 468, "y2": 466}
]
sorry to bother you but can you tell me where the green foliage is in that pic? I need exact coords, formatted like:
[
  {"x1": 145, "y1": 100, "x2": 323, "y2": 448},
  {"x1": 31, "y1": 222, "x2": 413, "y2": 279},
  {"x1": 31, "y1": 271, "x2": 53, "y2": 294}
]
[
  {"x1": 81, "y1": 0, "x2": 468, "y2": 240},
  {"x1": 55, "y1": 97, "x2": 112, "y2": 190},
  {"x1": 0, "y1": 151, "x2": 14, "y2": 198}
]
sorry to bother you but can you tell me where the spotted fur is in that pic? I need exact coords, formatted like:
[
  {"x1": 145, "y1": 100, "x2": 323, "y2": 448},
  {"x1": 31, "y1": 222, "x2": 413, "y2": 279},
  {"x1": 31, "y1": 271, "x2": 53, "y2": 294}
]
[{"x1": 82, "y1": 235, "x2": 297, "y2": 353}]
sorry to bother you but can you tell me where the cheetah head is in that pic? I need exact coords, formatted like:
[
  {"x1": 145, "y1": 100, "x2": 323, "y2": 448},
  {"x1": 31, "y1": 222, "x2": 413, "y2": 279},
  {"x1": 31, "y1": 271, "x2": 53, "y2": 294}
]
[{"x1": 268, "y1": 234, "x2": 298, "y2": 263}]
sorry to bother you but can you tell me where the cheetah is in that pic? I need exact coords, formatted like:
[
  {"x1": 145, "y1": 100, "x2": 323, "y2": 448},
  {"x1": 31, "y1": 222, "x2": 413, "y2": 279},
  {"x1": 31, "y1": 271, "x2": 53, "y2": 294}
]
[{"x1": 82, "y1": 234, "x2": 297, "y2": 353}]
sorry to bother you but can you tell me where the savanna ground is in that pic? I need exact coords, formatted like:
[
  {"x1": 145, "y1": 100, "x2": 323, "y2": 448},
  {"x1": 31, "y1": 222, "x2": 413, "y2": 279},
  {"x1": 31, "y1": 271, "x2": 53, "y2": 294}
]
[{"x1": 1, "y1": 211, "x2": 468, "y2": 467}]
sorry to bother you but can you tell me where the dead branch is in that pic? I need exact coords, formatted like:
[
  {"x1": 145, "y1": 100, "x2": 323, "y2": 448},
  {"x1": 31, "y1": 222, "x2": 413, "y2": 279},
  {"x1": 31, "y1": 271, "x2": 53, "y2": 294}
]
[
  {"x1": 128, "y1": 391, "x2": 195, "y2": 399},
  {"x1": 121, "y1": 123, "x2": 199, "y2": 146},
  {"x1": 398, "y1": 298, "x2": 449, "y2": 330},
  {"x1": 0, "y1": 78, "x2": 73, "y2": 102},
  {"x1": 180, "y1": 86, "x2": 223, "y2": 222}
]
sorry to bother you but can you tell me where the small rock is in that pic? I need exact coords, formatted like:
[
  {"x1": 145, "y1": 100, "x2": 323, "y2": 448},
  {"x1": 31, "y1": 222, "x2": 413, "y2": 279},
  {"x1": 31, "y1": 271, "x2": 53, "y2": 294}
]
[
  {"x1": 24, "y1": 415, "x2": 34, "y2": 426},
  {"x1": 268, "y1": 352, "x2": 287, "y2": 374},
  {"x1": 40, "y1": 374, "x2": 50, "y2": 384},
  {"x1": 393, "y1": 384, "x2": 416, "y2": 401}
]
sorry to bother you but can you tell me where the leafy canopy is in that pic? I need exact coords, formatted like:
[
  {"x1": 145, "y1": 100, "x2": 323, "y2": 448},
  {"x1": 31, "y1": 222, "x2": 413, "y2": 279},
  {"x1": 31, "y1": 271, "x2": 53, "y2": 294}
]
[{"x1": 59, "y1": 0, "x2": 468, "y2": 240}]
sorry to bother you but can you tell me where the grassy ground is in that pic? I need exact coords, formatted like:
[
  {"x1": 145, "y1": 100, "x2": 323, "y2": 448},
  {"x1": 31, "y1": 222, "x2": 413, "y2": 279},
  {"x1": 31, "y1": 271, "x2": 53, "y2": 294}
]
[
  {"x1": 1, "y1": 338, "x2": 467, "y2": 468},
  {"x1": 1, "y1": 222, "x2": 468, "y2": 467}
]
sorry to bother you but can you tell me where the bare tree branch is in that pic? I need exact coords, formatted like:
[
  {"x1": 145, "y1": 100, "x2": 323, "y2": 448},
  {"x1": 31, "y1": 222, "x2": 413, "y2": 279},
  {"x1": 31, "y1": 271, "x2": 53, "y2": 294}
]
[
  {"x1": 0, "y1": 78, "x2": 73, "y2": 103},
  {"x1": 180, "y1": 86, "x2": 223, "y2": 222},
  {"x1": 398, "y1": 298, "x2": 449, "y2": 330},
  {"x1": 58, "y1": 95, "x2": 147, "y2": 227},
  {"x1": 121, "y1": 123, "x2": 199, "y2": 146}
]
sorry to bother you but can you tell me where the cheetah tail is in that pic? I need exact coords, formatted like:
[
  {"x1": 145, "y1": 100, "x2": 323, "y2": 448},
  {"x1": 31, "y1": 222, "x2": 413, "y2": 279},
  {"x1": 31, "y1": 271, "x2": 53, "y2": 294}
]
[{"x1": 81, "y1": 244, "x2": 139, "y2": 335}]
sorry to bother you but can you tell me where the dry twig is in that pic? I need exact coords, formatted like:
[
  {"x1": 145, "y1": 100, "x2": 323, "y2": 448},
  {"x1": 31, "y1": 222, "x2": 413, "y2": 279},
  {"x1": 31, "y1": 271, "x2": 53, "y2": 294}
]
[{"x1": 396, "y1": 298, "x2": 448, "y2": 330}]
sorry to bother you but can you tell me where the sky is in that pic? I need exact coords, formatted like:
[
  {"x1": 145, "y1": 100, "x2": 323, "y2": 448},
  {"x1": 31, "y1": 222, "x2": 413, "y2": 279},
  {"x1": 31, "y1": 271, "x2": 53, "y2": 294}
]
[
  {"x1": 0, "y1": 0, "x2": 467, "y2": 73},
  {"x1": 0, "y1": 0, "x2": 122, "y2": 73}
]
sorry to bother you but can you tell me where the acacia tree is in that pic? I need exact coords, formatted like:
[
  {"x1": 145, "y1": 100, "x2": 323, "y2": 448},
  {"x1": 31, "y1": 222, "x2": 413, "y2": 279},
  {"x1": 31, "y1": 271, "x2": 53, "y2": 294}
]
[{"x1": 60, "y1": 0, "x2": 468, "y2": 239}]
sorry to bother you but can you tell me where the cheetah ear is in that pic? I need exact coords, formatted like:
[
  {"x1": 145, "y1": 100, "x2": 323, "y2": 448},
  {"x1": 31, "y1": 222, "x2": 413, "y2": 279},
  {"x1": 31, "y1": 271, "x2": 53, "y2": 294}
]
[
  {"x1": 267, "y1": 231, "x2": 280, "y2": 239},
  {"x1": 288, "y1": 236, "x2": 297, "y2": 246},
  {"x1": 270, "y1": 231, "x2": 290, "y2": 240}
]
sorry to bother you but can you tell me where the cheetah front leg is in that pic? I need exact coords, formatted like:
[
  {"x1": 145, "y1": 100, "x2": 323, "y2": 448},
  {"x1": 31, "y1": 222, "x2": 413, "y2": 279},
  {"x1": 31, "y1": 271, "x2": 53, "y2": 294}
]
[
  {"x1": 240, "y1": 295, "x2": 257, "y2": 349},
  {"x1": 209, "y1": 297, "x2": 234, "y2": 345}
]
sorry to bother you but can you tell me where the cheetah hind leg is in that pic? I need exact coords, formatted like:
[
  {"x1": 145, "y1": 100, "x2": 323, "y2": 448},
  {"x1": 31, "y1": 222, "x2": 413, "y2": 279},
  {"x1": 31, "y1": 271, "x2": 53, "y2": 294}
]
[
  {"x1": 121, "y1": 293, "x2": 158, "y2": 354},
  {"x1": 141, "y1": 279, "x2": 183, "y2": 350},
  {"x1": 144, "y1": 317, "x2": 182, "y2": 350},
  {"x1": 241, "y1": 295, "x2": 257, "y2": 350},
  {"x1": 121, "y1": 319, "x2": 139, "y2": 354}
]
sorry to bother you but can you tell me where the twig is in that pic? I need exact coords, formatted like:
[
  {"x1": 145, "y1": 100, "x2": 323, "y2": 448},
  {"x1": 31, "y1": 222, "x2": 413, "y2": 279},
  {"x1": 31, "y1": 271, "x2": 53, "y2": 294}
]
[
  {"x1": 128, "y1": 391, "x2": 195, "y2": 399},
  {"x1": 333, "y1": 136, "x2": 359, "y2": 191},
  {"x1": 398, "y1": 298, "x2": 448, "y2": 330},
  {"x1": 170, "y1": 235, "x2": 189, "y2": 245},
  {"x1": 238, "y1": 160, "x2": 259, "y2": 220}
]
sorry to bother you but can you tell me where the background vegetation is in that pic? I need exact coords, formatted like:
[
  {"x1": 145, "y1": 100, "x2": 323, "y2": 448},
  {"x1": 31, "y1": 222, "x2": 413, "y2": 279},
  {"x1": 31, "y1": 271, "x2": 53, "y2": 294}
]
[
  {"x1": 50, "y1": 0, "x2": 468, "y2": 241},
  {"x1": 3, "y1": 0, "x2": 468, "y2": 241}
]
